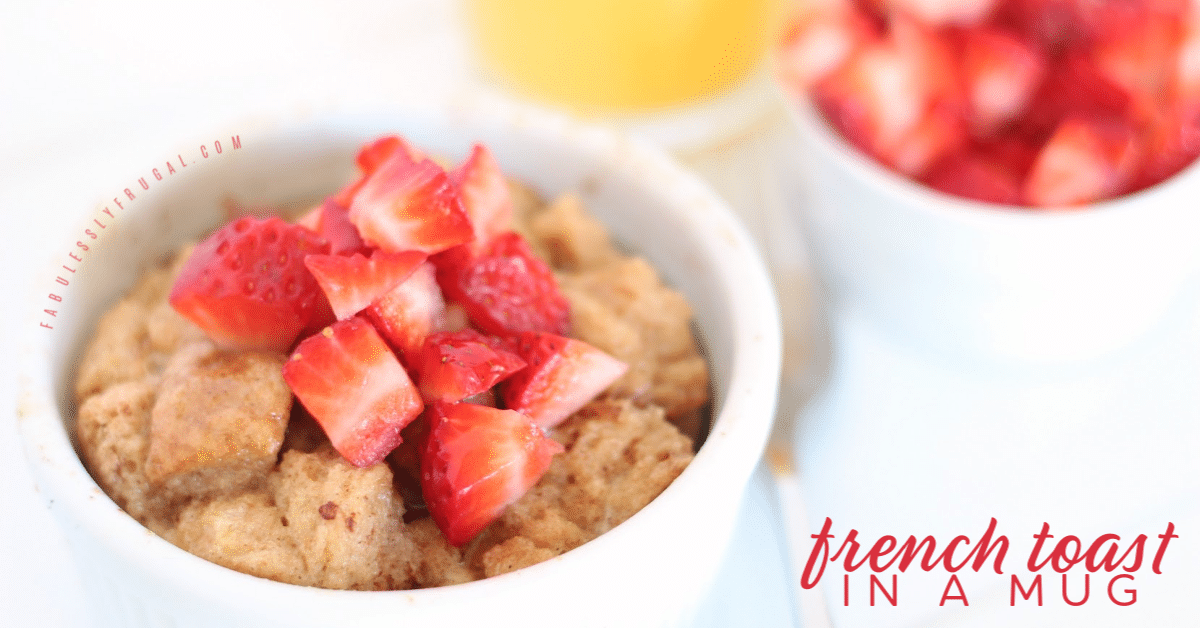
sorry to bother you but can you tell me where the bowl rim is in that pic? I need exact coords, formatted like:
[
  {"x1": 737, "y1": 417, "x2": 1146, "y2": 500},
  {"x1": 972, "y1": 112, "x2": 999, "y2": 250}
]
[
  {"x1": 778, "y1": 81, "x2": 1200, "y2": 228},
  {"x1": 17, "y1": 94, "x2": 783, "y2": 611}
]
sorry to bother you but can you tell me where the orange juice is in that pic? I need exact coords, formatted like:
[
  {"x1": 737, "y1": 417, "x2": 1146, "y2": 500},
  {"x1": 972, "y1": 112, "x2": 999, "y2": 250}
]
[{"x1": 466, "y1": 0, "x2": 779, "y2": 112}]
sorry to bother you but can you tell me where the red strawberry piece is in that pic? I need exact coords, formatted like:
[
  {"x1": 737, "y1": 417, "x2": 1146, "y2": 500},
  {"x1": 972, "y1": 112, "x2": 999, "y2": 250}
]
[
  {"x1": 994, "y1": 0, "x2": 1086, "y2": 52},
  {"x1": 331, "y1": 177, "x2": 366, "y2": 209},
  {"x1": 421, "y1": 401, "x2": 563, "y2": 546},
  {"x1": 283, "y1": 317, "x2": 423, "y2": 467},
  {"x1": 777, "y1": 0, "x2": 879, "y2": 90},
  {"x1": 1130, "y1": 104, "x2": 1200, "y2": 191},
  {"x1": 923, "y1": 152, "x2": 1024, "y2": 204},
  {"x1": 1073, "y1": 0, "x2": 1188, "y2": 43},
  {"x1": 1092, "y1": 13, "x2": 1185, "y2": 122},
  {"x1": 890, "y1": 13, "x2": 964, "y2": 106},
  {"x1": 313, "y1": 198, "x2": 367, "y2": 255},
  {"x1": 294, "y1": 208, "x2": 341, "y2": 336},
  {"x1": 881, "y1": 0, "x2": 999, "y2": 26},
  {"x1": 814, "y1": 41, "x2": 925, "y2": 159},
  {"x1": 434, "y1": 232, "x2": 571, "y2": 337},
  {"x1": 996, "y1": 0, "x2": 1184, "y2": 55},
  {"x1": 365, "y1": 261, "x2": 448, "y2": 361},
  {"x1": 1022, "y1": 52, "x2": 1134, "y2": 142},
  {"x1": 300, "y1": 289, "x2": 338, "y2": 339},
  {"x1": 1023, "y1": 115, "x2": 1142, "y2": 206},
  {"x1": 958, "y1": 26, "x2": 1048, "y2": 136},
  {"x1": 304, "y1": 249, "x2": 427, "y2": 320},
  {"x1": 501, "y1": 332, "x2": 628, "y2": 430},
  {"x1": 848, "y1": 0, "x2": 889, "y2": 29},
  {"x1": 1173, "y1": 19, "x2": 1200, "y2": 105},
  {"x1": 330, "y1": 136, "x2": 426, "y2": 209},
  {"x1": 814, "y1": 13, "x2": 963, "y2": 165},
  {"x1": 973, "y1": 136, "x2": 1041, "y2": 181},
  {"x1": 349, "y1": 156, "x2": 474, "y2": 254},
  {"x1": 170, "y1": 216, "x2": 330, "y2": 352},
  {"x1": 414, "y1": 330, "x2": 527, "y2": 404},
  {"x1": 882, "y1": 100, "x2": 967, "y2": 176},
  {"x1": 295, "y1": 204, "x2": 323, "y2": 231},
  {"x1": 356, "y1": 135, "x2": 425, "y2": 174},
  {"x1": 449, "y1": 144, "x2": 514, "y2": 254}
]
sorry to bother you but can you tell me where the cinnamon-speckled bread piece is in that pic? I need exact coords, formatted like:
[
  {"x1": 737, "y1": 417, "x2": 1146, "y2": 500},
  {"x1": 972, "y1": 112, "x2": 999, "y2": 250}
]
[
  {"x1": 168, "y1": 490, "x2": 308, "y2": 583},
  {"x1": 529, "y1": 194, "x2": 620, "y2": 272},
  {"x1": 145, "y1": 341, "x2": 291, "y2": 503},
  {"x1": 169, "y1": 446, "x2": 424, "y2": 590},
  {"x1": 74, "y1": 250, "x2": 202, "y2": 401},
  {"x1": 76, "y1": 378, "x2": 166, "y2": 529},
  {"x1": 407, "y1": 516, "x2": 476, "y2": 587},
  {"x1": 269, "y1": 446, "x2": 420, "y2": 590}
]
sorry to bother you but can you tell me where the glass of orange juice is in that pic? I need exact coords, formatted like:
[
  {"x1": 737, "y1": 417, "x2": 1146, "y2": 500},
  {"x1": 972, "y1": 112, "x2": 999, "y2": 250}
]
[{"x1": 464, "y1": 0, "x2": 780, "y2": 114}]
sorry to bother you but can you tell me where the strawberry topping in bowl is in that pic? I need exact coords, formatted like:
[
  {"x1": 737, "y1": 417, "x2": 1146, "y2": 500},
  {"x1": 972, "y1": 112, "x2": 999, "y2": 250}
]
[{"x1": 778, "y1": 0, "x2": 1200, "y2": 207}]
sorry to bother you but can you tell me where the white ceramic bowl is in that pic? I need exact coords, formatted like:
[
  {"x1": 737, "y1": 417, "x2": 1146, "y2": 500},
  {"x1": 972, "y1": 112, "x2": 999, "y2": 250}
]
[
  {"x1": 18, "y1": 97, "x2": 781, "y2": 628},
  {"x1": 785, "y1": 95, "x2": 1200, "y2": 364}
]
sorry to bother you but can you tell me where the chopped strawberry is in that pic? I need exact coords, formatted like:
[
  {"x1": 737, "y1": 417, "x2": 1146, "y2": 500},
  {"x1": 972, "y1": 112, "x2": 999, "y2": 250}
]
[
  {"x1": 813, "y1": 13, "x2": 963, "y2": 167},
  {"x1": 312, "y1": 198, "x2": 366, "y2": 255},
  {"x1": 283, "y1": 317, "x2": 423, "y2": 467},
  {"x1": 1022, "y1": 52, "x2": 1133, "y2": 142},
  {"x1": 365, "y1": 261, "x2": 447, "y2": 361},
  {"x1": 331, "y1": 177, "x2": 366, "y2": 209},
  {"x1": 785, "y1": 0, "x2": 1199, "y2": 205},
  {"x1": 1091, "y1": 13, "x2": 1185, "y2": 122},
  {"x1": 923, "y1": 152, "x2": 1024, "y2": 204},
  {"x1": 958, "y1": 26, "x2": 1047, "y2": 136},
  {"x1": 1023, "y1": 116, "x2": 1142, "y2": 206},
  {"x1": 434, "y1": 232, "x2": 571, "y2": 337},
  {"x1": 295, "y1": 204, "x2": 323, "y2": 231},
  {"x1": 882, "y1": 100, "x2": 967, "y2": 176},
  {"x1": 501, "y1": 332, "x2": 628, "y2": 430},
  {"x1": 414, "y1": 330, "x2": 527, "y2": 404},
  {"x1": 421, "y1": 401, "x2": 563, "y2": 546},
  {"x1": 304, "y1": 249, "x2": 427, "y2": 320},
  {"x1": 880, "y1": 0, "x2": 998, "y2": 26},
  {"x1": 993, "y1": 1, "x2": 1187, "y2": 65},
  {"x1": 169, "y1": 216, "x2": 330, "y2": 352},
  {"x1": 330, "y1": 136, "x2": 426, "y2": 209},
  {"x1": 993, "y1": 0, "x2": 1086, "y2": 52},
  {"x1": 1173, "y1": 18, "x2": 1200, "y2": 105},
  {"x1": 349, "y1": 156, "x2": 474, "y2": 254},
  {"x1": 890, "y1": 13, "x2": 965, "y2": 106},
  {"x1": 449, "y1": 144, "x2": 513, "y2": 253},
  {"x1": 301, "y1": 290, "x2": 338, "y2": 338},
  {"x1": 356, "y1": 135, "x2": 424, "y2": 174},
  {"x1": 1130, "y1": 104, "x2": 1200, "y2": 191},
  {"x1": 1073, "y1": 0, "x2": 1189, "y2": 43},
  {"x1": 778, "y1": 0, "x2": 879, "y2": 89},
  {"x1": 814, "y1": 42, "x2": 925, "y2": 159},
  {"x1": 973, "y1": 136, "x2": 1041, "y2": 180}
]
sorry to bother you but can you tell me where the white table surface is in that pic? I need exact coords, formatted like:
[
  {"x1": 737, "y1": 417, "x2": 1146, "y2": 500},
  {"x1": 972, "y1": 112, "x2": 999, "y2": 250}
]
[{"x1": 0, "y1": 2, "x2": 798, "y2": 626}]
